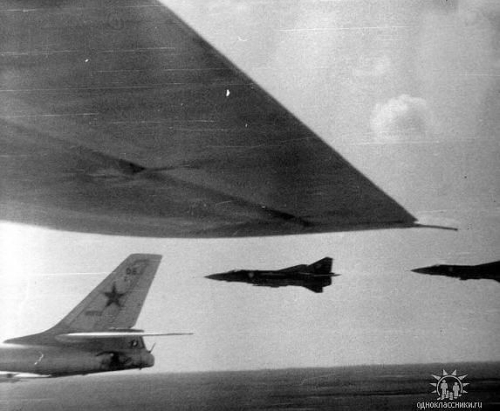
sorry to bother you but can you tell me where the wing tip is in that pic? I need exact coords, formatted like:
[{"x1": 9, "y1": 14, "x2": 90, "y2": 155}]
[{"x1": 413, "y1": 223, "x2": 458, "y2": 232}]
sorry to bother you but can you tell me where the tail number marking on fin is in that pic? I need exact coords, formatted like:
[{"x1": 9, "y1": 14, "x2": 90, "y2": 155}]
[{"x1": 124, "y1": 259, "x2": 150, "y2": 283}]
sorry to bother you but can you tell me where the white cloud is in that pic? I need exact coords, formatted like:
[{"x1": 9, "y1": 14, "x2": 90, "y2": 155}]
[{"x1": 370, "y1": 94, "x2": 432, "y2": 142}]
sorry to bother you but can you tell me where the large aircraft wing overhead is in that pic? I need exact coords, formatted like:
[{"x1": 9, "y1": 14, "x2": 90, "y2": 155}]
[{"x1": 0, "y1": 1, "x2": 417, "y2": 238}]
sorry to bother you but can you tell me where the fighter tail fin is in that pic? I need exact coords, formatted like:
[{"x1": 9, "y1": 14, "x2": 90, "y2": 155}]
[
  {"x1": 307, "y1": 257, "x2": 333, "y2": 274},
  {"x1": 49, "y1": 254, "x2": 162, "y2": 333}
]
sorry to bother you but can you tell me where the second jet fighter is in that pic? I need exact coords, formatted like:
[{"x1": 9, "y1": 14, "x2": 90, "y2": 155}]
[
  {"x1": 206, "y1": 258, "x2": 338, "y2": 293},
  {"x1": 412, "y1": 260, "x2": 500, "y2": 283}
]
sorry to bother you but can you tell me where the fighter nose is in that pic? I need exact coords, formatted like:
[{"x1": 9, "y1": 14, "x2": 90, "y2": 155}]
[
  {"x1": 205, "y1": 273, "x2": 225, "y2": 280},
  {"x1": 412, "y1": 267, "x2": 434, "y2": 274}
]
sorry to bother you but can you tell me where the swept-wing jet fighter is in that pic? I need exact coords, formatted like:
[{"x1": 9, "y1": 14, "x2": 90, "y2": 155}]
[
  {"x1": 412, "y1": 260, "x2": 500, "y2": 283},
  {"x1": 0, "y1": 254, "x2": 190, "y2": 378},
  {"x1": 0, "y1": 1, "x2": 417, "y2": 238},
  {"x1": 206, "y1": 257, "x2": 338, "y2": 293}
]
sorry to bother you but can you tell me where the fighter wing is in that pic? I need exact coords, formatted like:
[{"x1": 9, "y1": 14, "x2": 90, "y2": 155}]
[
  {"x1": 476, "y1": 260, "x2": 500, "y2": 271},
  {"x1": 278, "y1": 265, "x2": 309, "y2": 273},
  {"x1": 0, "y1": 1, "x2": 416, "y2": 238}
]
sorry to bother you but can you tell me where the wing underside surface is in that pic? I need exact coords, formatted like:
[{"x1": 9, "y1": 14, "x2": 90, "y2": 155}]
[{"x1": 0, "y1": 0, "x2": 416, "y2": 237}]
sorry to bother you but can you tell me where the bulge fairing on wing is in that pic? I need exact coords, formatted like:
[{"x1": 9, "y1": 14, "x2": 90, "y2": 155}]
[{"x1": 0, "y1": 254, "x2": 191, "y2": 378}]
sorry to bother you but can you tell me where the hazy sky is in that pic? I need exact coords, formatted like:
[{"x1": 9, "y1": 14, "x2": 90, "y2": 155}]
[{"x1": 1, "y1": 0, "x2": 499, "y2": 373}]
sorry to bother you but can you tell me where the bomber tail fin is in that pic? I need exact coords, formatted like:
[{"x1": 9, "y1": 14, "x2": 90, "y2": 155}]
[{"x1": 50, "y1": 254, "x2": 162, "y2": 333}]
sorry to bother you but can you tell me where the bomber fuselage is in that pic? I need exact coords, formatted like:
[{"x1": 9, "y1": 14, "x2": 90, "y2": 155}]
[{"x1": 0, "y1": 342, "x2": 154, "y2": 376}]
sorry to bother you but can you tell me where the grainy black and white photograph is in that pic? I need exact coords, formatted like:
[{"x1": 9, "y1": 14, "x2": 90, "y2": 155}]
[{"x1": 1, "y1": 0, "x2": 499, "y2": 410}]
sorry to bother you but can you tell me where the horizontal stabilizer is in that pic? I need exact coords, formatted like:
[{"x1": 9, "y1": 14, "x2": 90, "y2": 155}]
[
  {"x1": 0, "y1": 372, "x2": 52, "y2": 379},
  {"x1": 55, "y1": 332, "x2": 192, "y2": 342},
  {"x1": 304, "y1": 284, "x2": 324, "y2": 293}
]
